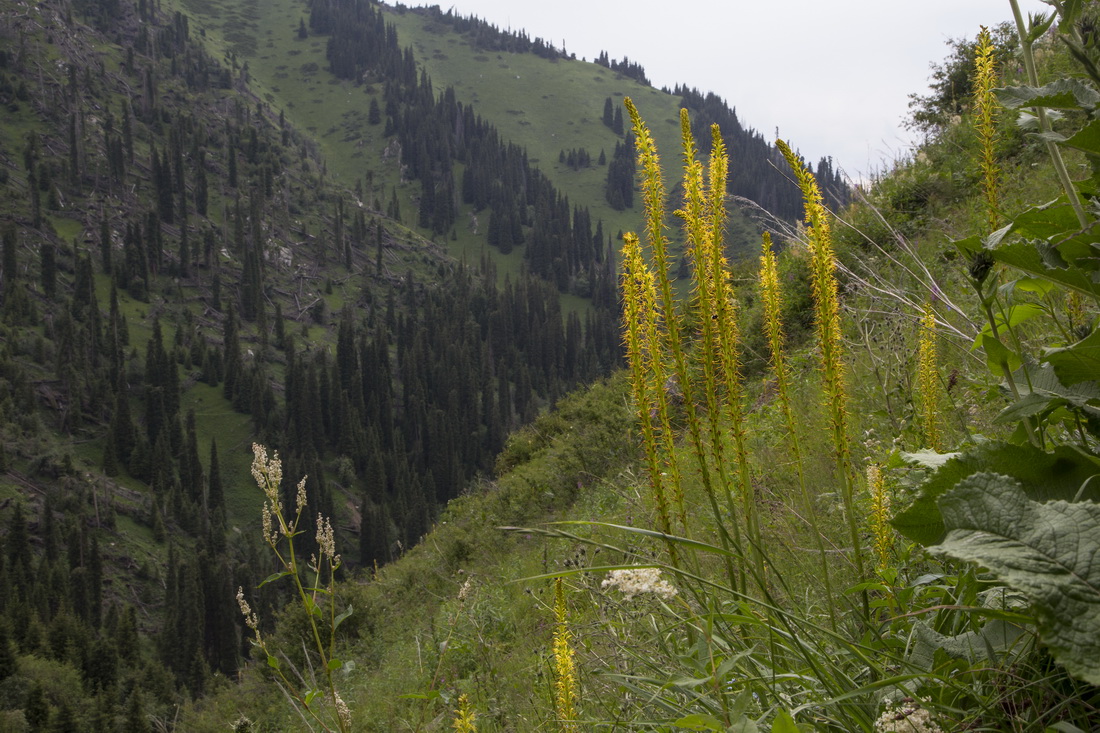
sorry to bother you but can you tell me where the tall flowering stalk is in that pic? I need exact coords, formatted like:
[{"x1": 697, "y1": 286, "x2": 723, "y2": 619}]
[
  {"x1": 624, "y1": 98, "x2": 690, "y2": 534},
  {"x1": 866, "y1": 464, "x2": 892, "y2": 573},
  {"x1": 759, "y1": 232, "x2": 837, "y2": 628},
  {"x1": 917, "y1": 302, "x2": 943, "y2": 451},
  {"x1": 624, "y1": 98, "x2": 747, "y2": 592},
  {"x1": 677, "y1": 114, "x2": 757, "y2": 584},
  {"x1": 776, "y1": 142, "x2": 868, "y2": 590},
  {"x1": 239, "y1": 444, "x2": 352, "y2": 733},
  {"x1": 969, "y1": 22, "x2": 1040, "y2": 446},
  {"x1": 551, "y1": 578, "x2": 578, "y2": 732},
  {"x1": 973, "y1": 26, "x2": 1001, "y2": 233},
  {"x1": 452, "y1": 694, "x2": 477, "y2": 732},
  {"x1": 621, "y1": 232, "x2": 678, "y2": 547}
]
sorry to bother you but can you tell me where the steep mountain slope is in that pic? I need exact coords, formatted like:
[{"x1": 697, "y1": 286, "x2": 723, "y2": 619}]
[
  {"x1": 0, "y1": 0, "x2": 620, "y2": 725},
  {"x1": 167, "y1": 0, "x2": 845, "y2": 268}
]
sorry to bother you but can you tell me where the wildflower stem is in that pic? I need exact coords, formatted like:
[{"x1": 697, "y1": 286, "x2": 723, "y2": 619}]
[
  {"x1": 777, "y1": 141, "x2": 868, "y2": 615},
  {"x1": 1009, "y1": 0, "x2": 1088, "y2": 228}
]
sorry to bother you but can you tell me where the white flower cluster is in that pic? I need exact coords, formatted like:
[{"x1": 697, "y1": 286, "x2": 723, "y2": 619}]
[
  {"x1": 236, "y1": 586, "x2": 261, "y2": 644},
  {"x1": 601, "y1": 567, "x2": 678, "y2": 601},
  {"x1": 874, "y1": 698, "x2": 943, "y2": 733}
]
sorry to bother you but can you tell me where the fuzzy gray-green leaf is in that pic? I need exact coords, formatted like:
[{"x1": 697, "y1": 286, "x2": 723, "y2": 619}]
[
  {"x1": 997, "y1": 79, "x2": 1100, "y2": 110},
  {"x1": 929, "y1": 473, "x2": 1100, "y2": 684},
  {"x1": 892, "y1": 443, "x2": 1100, "y2": 544}
]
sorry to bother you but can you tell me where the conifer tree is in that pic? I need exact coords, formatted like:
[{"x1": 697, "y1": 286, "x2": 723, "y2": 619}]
[
  {"x1": 40, "y1": 242, "x2": 56, "y2": 298},
  {"x1": 1, "y1": 225, "x2": 16, "y2": 287},
  {"x1": 25, "y1": 683, "x2": 49, "y2": 730},
  {"x1": 123, "y1": 689, "x2": 149, "y2": 733},
  {"x1": 207, "y1": 438, "x2": 225, "y2": 519}
]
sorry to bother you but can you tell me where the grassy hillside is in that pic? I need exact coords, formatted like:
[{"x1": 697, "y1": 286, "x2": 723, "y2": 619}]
[
  {"x1": 384, "y1": 7, "x2": 682, "y2": 233},
  {"x1": 180, "y1": 12, "x2": 1100, "y2": 733},
  {"x1": 166, "y1": 0, "x2": 769, "y2": 282}
]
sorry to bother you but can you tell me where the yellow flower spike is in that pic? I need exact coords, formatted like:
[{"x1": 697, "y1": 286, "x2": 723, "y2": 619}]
[
  {"x1": 675, "y1": 112, "x2": 754, "y2": 588},
  {"x1": 551, "y1": 578, "x2": 578, "y2": 732},
  {"x1": 621, "y1": 232, "x2": 675, "y2": 541},
  {"x1": 974, "y1": 26, "x2": 1000, "y2": 232},
  {"x1": 867, "y1": 464, "x2": 893, "y2": 573},
  {"x1": 918, "y1": 302, "x2": 943, "y2": 452},
  {"x1": 707, "y1": 124, "x2": 728, "y2": 242},
  {"x1": 452, "y1": 694, "x2": 477, "y2": 732},
  {"x1": 777, "y1": 140, "x2": 868, "y2": 592},
  {"x1": 758, "y1": 234, "x2": 786, "y2": 390},
  {"x1": 625, "y1": 98, "x2": 669, "y2": 269},
  {"x1": 627, "y1": 98, "x2": 699, "y2": 534}
]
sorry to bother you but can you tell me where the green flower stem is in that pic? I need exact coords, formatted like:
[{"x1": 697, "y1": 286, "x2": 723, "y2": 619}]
[{"x1": 1009, "y1": 0, "x2": 1088, "y2": 229}]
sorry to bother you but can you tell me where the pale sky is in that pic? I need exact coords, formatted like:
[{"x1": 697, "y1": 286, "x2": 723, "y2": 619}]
[{"x1": 403, "y1": 0, "x2": 1048, "y2": 182}]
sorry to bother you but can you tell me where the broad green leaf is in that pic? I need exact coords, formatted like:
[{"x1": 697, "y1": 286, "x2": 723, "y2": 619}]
[
  {"x1": 997, "y1": 364, "x2": 1100, "y2": 427},
  {"x1": 929, "y1": 473, "x2": 1100, "y2": 684},
  {"x1": 673, "y1": 715, "x2": 724, "y2": 731},
  {"x1": 892, "y1": 443, "x2": 1100, "y2": 544},
  {"x1": 1004, "y1": 199, "x2": 1077, "y2": 239},
  {"x1": 266, "y1": 654, "x2": 280, "y2": 670},
  {"x1": 327, "y1": 658, "x2": 343, "y2": 671},
  {"x1": 1045, "y1": 329, "x2": 1100, "y2": 386},
  {"x1": 1010, "y1": 277, "x2": 1057, "y2": 296},
  {"x1": 1063, "y1": 118, "x2": 1100, "y2": 157},
  {"x1": 981, "y1": 334, "x2": 1022, "y2": 374},
  {"x1": 992, "y1": 363, "x2": 1099, "y2": 424},
  {"x1": 908, "y1": 618, "x2": 1032, "y2": 671},
  {"x1": 899, "y1": 450, "x2": 959, "y2": 470},
  {"x1": 973, "y1": 303, "x2": 1045, "y2": 345},
  {"x1": 986, "y1": 235, "x2": 1100, "y2": 299},
  {"x1": 997, "y1": 79, "x2": 1100, "y2": 110},
  {"x1": 993, "y1": 392, "x2": 1063, "y2": 425}
]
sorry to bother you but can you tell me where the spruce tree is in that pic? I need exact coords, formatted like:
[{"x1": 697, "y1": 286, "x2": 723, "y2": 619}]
[
  {"x1": 207, "y1": 438, "x2": 225, "y2": 520},
  {"x1": 40, "y1": 242, "x2": 56, "y2": 298},
  {"x1": 1, "y1": 225, "x2": 16, "y2": 287}
]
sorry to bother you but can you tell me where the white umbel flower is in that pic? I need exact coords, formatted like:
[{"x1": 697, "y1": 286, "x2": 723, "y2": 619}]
[
  {"x1": 601, "y1": 567, "x2": 678, "y2": 601},
  {"x1": 874, "y1": 698, "x2": 943, "y2": 733}
]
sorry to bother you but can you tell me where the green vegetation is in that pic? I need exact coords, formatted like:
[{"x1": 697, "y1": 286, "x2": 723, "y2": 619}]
[
  {"x1": 1, "y1": 0, "x2": 1098, "y2": 730},
  {"x1": 193, "y1": 6, "x2": 1097, "y2": 732}
]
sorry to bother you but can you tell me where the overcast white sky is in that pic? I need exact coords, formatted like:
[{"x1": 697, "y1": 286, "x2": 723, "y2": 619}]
[{"x1": 404, "y1": 0, "x2": 1049, "y2": 181}]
